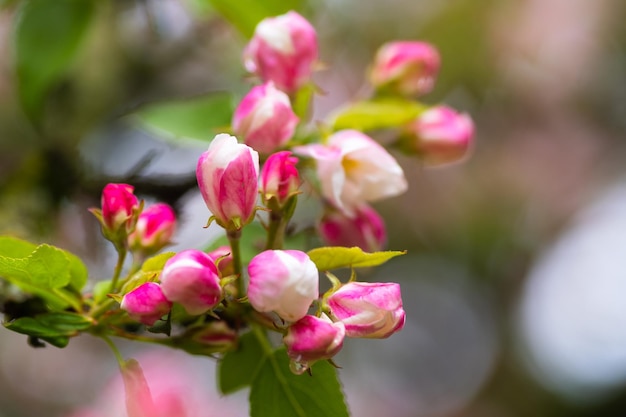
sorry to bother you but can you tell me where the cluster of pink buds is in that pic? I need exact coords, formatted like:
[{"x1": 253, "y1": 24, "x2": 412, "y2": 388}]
[
  {"x1": 368, "y1": 40, "x2": 475, "y2": 166},
  {"x1": 247, "y1": 249, "x2": 405, "y2": 373},
  {"x1": 91, "y1": 183, "x2": 177, "y2": 257},
  {"x1": 86, "y1": 9, "x2": 474, "y2": 388},
  {"x1": 120, "y1": 249, "x2": 224, "y2": 325}
]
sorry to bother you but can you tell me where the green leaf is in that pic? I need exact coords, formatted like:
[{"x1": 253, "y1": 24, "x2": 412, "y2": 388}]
[
  {"x1": 117, "y1": 252, "x2": 176, "y2": 295},
  {"x1": 65, "y1": 250, "x2": 88, "y2": 291},
  {"x1": 5, "y1": 312, "x2": 93, "y2": 343},
  {"x1": 307, "y1": 246, "x2": 406, "y2": 271},
  {"x1": 330, "y1": 98, "x2": 426, "y2": 132},
  {"x1": 249, "y1": 349, "x2": 349, "y2": 417},
  {"x1": 121, "y1": 271, "x2": 160, "y2": 295},
  {"x1": 0, "y1": 236, "x2": 36, "y2": 258},
  {"x1": 135, "y1": 93, "x2": 234, "y2": 142},
  {"x1": 14, "y1": 0, "x2": 95, "y2": 120},
  {"x1": 218, "y1": 331, "x2": 266, "y2": 394},
  {"x1": 206, "y1": 0, "x2": 302, "y2": 38},
  {"x1": 141, "y1": 252, "x2": 176, "y2": 272},
  {"x1": 0, "y1": 244, "x2": 82, "y2": 310}
]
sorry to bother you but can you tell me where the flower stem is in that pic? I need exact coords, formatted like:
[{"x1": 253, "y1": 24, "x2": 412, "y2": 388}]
[
  {"x1": 109, "y1": 246, "x2": 127, "y2": 294},
  {"x1": 101, "y1": 334, "x2": 125, "y2": 368},
  {"x1": 226, "y1": 229, "x2": 244, "y2": 297},
  {"x1": 265, "y1": 211, "x2": 286, "y2": 250}
]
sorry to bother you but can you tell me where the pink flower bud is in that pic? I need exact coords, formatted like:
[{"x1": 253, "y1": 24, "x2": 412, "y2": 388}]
[
  {"x1": 206, "y1": 246, "x2": 234, "y2": 277},
  {"x1": 369, "y1": 41, "x2": 440, "y2": 97},
  {"x1": 101, "y1": 183, "x2": 139, "y2": 232},
  {"x1": 120, "y1": 282, "x2": 172, "y2": 326},
  {"x1": 294, "y1": 130, "x2": 407, "y2": 216},
  {"x1": 121, "y1": 359, "x2": 159, "y2": 417},
  {"x1": 190, "y1": 321, "x2": 237, "y2": 351},
  {"x1": 128, "y1": 203, "x2": 177, "y2": 255},
  {"x1": 233, "y1": 82, "x2": 299, "y2": 154},
  {"x1": 247, "y1": 250, "x2": 319, "y2": 322},
  {"x1": 319, "y1": 204, "x2": 386, "y2": 252},
  {"x1": 159, "y1": 250, "x2": 222, "y2": 315},
  {"x1": 327, "y1": 282, "x2": 405, "y2": 338},
  {"x1": 243, "y1": 11, "x2": 318, "y2": 94},
  {"x1": 260, "y1": 151, "x2": 300, "y2": 207},
  {"x1": 406, "y1": 105, "x2": 475, "y2": 166},
  {"x1": 196, "y1": 134, "x2": 260, "y2": 230},
  {"x1": 284, "y1": 314, "x2": 345, "y2": 373}
]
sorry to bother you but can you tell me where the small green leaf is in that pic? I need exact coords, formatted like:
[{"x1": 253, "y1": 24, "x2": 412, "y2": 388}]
[
  {"x1": 14, "y1": 0, "x2": 95, "y2": 120},
  {"x1": 0, "y1": 243, "x2": 83, "y2": 310},
  {"x1": 249, "y1": 349, "x2": 349, "y2": 417},
  {"x1": 141, "y1": 252, "x2": 176, "y2": 272},
  {"x1": 135, "y1": 93, "x2": 234, "y2": 142},
  {"x1": 5, "y1": 312, "x2": 92, "y2": 343},
  {"x1": 218, "y1": 331, "x2": 266, "y2": 394},
  {"x1": 92, "y1": 279, "x2": 112, "y2": 304},
  {"x1": 330, "y1": 98, "x2": 426, "y2": 132},
  {"x1": 206, "y1": 0, "x2": 302, "y2": 38},
  {"x1": 120, "y1": 271, "x2": 159, "y2": 295},
  {"x1": 307, "y1": 246, "x2": 406, "y2": 271}
]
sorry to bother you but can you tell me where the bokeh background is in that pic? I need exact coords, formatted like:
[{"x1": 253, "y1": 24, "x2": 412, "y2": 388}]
[{"x1": 1, "y1": 0, "x2": 626, "y2": 416}]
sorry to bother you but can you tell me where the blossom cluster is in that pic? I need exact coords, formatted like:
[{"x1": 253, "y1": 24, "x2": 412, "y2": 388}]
[{"x1": 91, "y1": 10, "x2": 474, "y2": 376}]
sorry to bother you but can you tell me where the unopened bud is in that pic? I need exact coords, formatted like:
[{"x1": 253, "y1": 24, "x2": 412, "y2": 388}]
[
  {"x1": 243, "y1": 11, "x2": 318, "y2": 94},
  {"x1": 121, "y1": 282, "x2": 172, "y2": 327},
  {"x1": 319, "y1": 204, "x2": 386, "y2": 252},
  {"x1": 369, "y1": 41, "x2": 440, "y2": 97},
  {"x1": 327, "y1": 282, "x2": 405, "y2": 338},
  {"x1": 247, "y1": 250, "x2": 319, "y2": 322},
  {"x1": 233, "y1": 82, "x2": 299, "y2": 154},
  {"x1": 160, "y1": 250, "x2": 222, "y2": 315},
  {"x1": 128, "y1": 203, "x2": 176, "y2": 257},
  {"x1": 404, "y1": 105, "x2": 474, "y2": 166},
  {"x1": 283, "y1": 314, "x2": 345, "y2": 374}
]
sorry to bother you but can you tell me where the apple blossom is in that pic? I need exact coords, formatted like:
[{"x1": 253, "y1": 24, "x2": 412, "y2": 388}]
[
  {"x1": 405, "y1": 105, "x2": 475, "y2": 166},
  {"x1": 233, "y1": 82, "x2": 299, "y2": 154},
  {"x1": 196, "y1": 134, "x2": 260, "y2": 230},
  {"x1": 326, "y1": 282, "x2": 405, "y2": 338},
  {"x1": 128, "y1": 203, "x2": 176, "y2": 256},
  {"x1": 160, "y1": 250, "x2": 222, "y2": 315},
  {"x1": 284, "y1": 314, "x2": 345, "y2": 372},
  {"x1": 319, "y1": 204, "x2": 386, "y2": 252},
  {"x1": 295, "y1": 130, "x2": 407, "y2": 216},
  {"x1": 369, "y1": 40, "x2": 440, "y2": 97},
  {"x1": 120, "y1": 282, "x2": 172, "y2": 326},
  {"x1": 243, "y1": 11, "x2": 318, "y2": 94},
  {"x1": 247, "y1": 250, "x2": 319, "y2": 322},
  {"x1": 260, "y1": 150, "x2": 300, "y2": 207}
]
